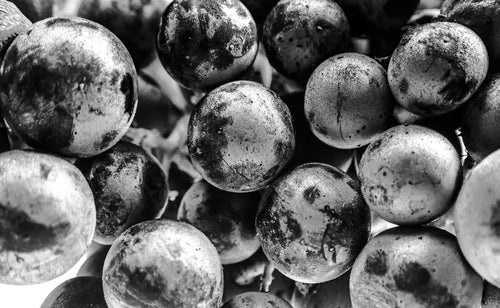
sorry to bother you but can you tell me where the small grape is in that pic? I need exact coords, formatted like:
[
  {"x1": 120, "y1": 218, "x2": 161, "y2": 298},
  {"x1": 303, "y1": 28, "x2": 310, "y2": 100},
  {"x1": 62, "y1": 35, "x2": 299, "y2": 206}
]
[
  {"x1": 305, "y1": 53, "x2": 394, "y2": 149},
  {"x1": 75, "y1": 141, "x2": 169, "y2": 245},
  {"x1": 263, "y1": 0, "x2": 350, "y2": 79},
  {"x1": 178, "y1": 180, "x2": 260, "y2": 264}
]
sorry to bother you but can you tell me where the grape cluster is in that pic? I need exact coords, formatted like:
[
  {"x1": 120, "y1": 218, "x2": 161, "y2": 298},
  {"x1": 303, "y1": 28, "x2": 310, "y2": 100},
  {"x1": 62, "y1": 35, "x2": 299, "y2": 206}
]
[{"x1": 1, "y1": 0, "x2": 500, "y2": 307}]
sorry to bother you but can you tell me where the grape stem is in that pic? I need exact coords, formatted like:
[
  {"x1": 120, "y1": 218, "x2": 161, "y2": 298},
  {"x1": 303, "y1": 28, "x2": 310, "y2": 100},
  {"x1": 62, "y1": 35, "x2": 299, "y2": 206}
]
[
  {"x1": 259, "y1": 261, "x2": 275, "y2": 293},
  {"x1": 125, "y1": 114, "x2": 201, "y2": 180}
]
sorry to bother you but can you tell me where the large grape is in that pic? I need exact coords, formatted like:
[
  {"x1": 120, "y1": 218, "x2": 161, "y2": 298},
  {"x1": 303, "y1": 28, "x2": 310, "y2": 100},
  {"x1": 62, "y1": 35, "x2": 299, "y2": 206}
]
[
  {"x1": 0, "y1": 17, "x2": 138, "y2": 157},
  {"x1": 256, "y1": 163, "x2": 370, "y2": 283},
  {"x1": 102, "y1": 220, "x2": 224, "y2": 308},
  {"x1": 0, "y1": 150, "x2": 95, "y2": 284}
]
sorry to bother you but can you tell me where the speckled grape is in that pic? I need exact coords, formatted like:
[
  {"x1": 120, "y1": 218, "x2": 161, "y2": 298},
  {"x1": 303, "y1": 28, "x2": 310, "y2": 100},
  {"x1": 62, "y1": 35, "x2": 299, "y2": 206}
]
[
  {"x1": 75, "y1": 141, "x2": 169, "y2": 245},
  {"x1": 0, "y1": 17, "x2": 138, "y2": 157},
  {"x1": 0, "y1": 150, "x2": 95, "y2": 285},
  {"x1": 263, "y1": 0, "x2": 350, "y2": 79},
  {"x1": 305, "y1": 53, "x2": 394, "y2": 149},
  {"x1": 388, "y1": 22, "x2": 488, "y2": 116},
  {"x1": 256, "y1": 163, "x2": 370, "y2": 283},
  {"x1": 187, "y1": 81, "x2": 295, "y2": 193},
  {"x1": 157, "y1": 0, "x2": 258, "y2": 91},
  {"x1": 102, "y1": 220, "x2": 224, "y2": 308}
]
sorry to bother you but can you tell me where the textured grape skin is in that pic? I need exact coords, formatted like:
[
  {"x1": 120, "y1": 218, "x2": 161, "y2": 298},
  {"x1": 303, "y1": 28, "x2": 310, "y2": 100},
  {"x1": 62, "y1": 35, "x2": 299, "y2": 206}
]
[
  {"x1": 157, "y1": 0, "x2": 258, "y2": 91},
  {"x1": 102, "y1": 220, "x2": 224, "y2": 308},
  {"x1": 178, "y1": 180, "x2": 260, "y2": 265},
  {"x1": 41, "y1": 276, "x2": 106, "y2": 308},
  {"x1": 222, "y1": 292, "x2": 292, "y2": 308},
  {"x1": 388, "y1": 22, "x2": 488, "y2": 116},
  {"x1": 0, "y1": 17, "x2": 138, "y2": 157},
  {"x1": 0, "y1": 150, "x2": 96, "y2": 285},
  {"x1": 359, "y1": 125, "x2": 461, "y2": 225},
  {"x1": 75, "y1": 141, "x2": 169, "y2": 245},
  {"x1": 187, "y1": 81, "x2": 295, "y2": 193},
  {"x1": 305, "y1": 53, "x2": 394, "y2": 149},
  {"x1": 349, "y1": 227, "x2": 483, "y2": 308},
  {"x1": 256, "y1": 163, "x2": 371, "y2": 284}
]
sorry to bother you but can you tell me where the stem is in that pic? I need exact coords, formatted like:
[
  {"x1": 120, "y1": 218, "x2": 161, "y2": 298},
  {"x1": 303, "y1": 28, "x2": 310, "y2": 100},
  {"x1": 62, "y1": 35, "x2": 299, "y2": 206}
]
[{"x1": 259, "y1": 261, "x2": 275, "y2": 293}]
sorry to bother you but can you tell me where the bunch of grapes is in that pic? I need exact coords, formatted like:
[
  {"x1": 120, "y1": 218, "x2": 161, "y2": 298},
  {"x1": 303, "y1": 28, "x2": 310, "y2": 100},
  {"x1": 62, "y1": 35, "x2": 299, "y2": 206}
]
[{"x1": 2, "y1": 0, "x2": 500, "y2": 307}]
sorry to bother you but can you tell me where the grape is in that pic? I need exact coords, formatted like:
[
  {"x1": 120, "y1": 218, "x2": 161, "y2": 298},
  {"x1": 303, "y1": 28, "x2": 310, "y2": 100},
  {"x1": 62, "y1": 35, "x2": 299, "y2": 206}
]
[
  {"x1": 262, "y1": 0, "x2": 350, "y2": 79},
  {"x1": 75, "y1": 141, "x2": 169, "y2": 245},
  {"x1": 0, "y1": 17, "x2": 138, "y2": 157},
  {"x1": 454, "y1": 149, "x2": 500, "y2": 288},
  {"x1": 102, "y1": 220, "x2": 224, "y2": 308},
  {"x1": 305, "y1": 53, "x2": 394, "y2": 149},
  {"x1": 359, "y1": 125, "x2": 461, "y2": 225},
  {"x1": 0, "y1": 150, "x2": 95, "y2": 284},
  {"x1": 187, "y1": 80, "x2": 295, "y2": 193},
  {"x1": 222, "y1": 292, "x2": 292, "y2": 308},
  {"x1": 178, "y1": 180, "x2": 260, "y2": 264},
  {"x1": 41, "y1": 276, "x2": 106, "y2": 308},
  {"x1": 349, "y1": 226, "x2": 483, "y2": 308},
  {"x1": 0, "y1": 0, "x2": 31, "y2": 61},
  {"x1": 256, "y1": 163, "x2": 370, "y2": 283},
  {"x1": 77, "y1": 0, "x2": 172, "y2": 68},
  {"x1": 388, "y1": 21, "x2": 488, "y2": 116},
  {"x1": 156, "y1": 0, "x2": 258, "y2": 91},
  {"x1": 461, "y1": 74, "x2": 500, "y2": 162},
  {"x1": 441, "y1": 0, "x2": 500, "y2": 72}
]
